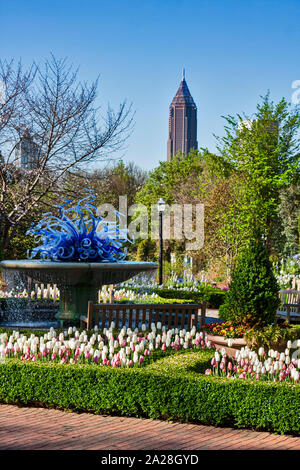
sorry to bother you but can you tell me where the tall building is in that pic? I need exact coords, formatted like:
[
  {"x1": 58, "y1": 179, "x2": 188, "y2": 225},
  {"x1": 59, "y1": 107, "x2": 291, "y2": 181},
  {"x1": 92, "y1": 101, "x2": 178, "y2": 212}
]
[
  {"x1": 167, "y1": 69, "x2": 198, "y2": 161},
  {"x1": 15, "y1": 130, "x2": 39, "y2": 170}
]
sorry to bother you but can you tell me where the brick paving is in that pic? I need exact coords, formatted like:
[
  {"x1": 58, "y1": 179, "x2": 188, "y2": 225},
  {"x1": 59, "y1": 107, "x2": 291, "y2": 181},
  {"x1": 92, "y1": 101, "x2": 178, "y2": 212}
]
[{"x1": 0, "y1": 404, "x2": 299, "y2": 450}]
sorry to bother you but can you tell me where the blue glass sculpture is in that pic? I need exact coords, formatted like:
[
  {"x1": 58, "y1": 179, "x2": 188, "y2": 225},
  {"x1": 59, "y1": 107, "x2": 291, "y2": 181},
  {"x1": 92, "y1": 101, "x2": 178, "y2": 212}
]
[{"x1": 26, "y1": 191, "x2": 131, "y2": 262}]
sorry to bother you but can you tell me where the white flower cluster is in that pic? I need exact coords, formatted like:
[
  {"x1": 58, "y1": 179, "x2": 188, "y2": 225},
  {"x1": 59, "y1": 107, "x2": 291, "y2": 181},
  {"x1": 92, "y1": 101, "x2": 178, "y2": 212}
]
[
  {"x1": 0, "y1": 323, "x2": 212, "y2": 367},
  {"x1": 207, "y1": 341, "x2": 300, "y2": 383}
]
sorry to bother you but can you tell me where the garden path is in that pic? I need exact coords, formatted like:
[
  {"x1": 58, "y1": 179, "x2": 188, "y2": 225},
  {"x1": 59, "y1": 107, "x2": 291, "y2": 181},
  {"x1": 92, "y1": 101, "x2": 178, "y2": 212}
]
[{"x1": 0, "y1": 404, "x2": 299, "y2": 450}]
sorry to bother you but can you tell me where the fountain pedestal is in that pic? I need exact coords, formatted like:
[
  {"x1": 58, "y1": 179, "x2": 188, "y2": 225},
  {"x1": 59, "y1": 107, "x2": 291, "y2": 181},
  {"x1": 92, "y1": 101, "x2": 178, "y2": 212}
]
[
  {"x1": 57, "y1": 286, "x2": 99, "y2": 326},
  {"x1": 0, "y1": 260, "x2": 157, "y2": 328}
]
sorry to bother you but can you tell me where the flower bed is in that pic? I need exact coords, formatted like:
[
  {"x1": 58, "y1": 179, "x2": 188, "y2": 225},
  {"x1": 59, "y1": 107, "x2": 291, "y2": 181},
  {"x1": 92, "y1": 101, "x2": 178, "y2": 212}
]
[
  {"x1": 0, "y1": 325, "x2": 212, "y2": 367},
  {"x1": 204, "y1": 321, "x2": 247, "y2": 338},
  {"x1": 0, "y1": 346, "x2": 299, "y2": 435},
  {"x1": 0, "y1": 324, "x2": 300, "y2": 434},
  {"x1": 206, "y1": 342, "x2": 300, "y2": 384}
]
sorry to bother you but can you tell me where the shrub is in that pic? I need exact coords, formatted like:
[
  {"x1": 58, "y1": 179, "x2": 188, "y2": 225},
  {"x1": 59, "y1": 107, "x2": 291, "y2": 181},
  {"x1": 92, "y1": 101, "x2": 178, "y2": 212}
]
[
  {"x1": 0, "y1": 357, "x2": 299, "y2": 435},
  {"x1": 244, "y1": 323, "x2": 299, "y2": 350},
  {"x1": 219, "y1": 237, "x2": 280, "y2": 326},
  {"x1": 155, "y1": 286, "x2": 226, "y2": 309}
]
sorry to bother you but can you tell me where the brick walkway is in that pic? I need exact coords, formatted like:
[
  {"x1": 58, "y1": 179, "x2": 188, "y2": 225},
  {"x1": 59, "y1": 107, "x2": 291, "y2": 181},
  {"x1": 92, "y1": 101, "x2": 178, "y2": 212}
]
[{"x1": 0, "y1": 404, "x2": 299, "y2": 450}]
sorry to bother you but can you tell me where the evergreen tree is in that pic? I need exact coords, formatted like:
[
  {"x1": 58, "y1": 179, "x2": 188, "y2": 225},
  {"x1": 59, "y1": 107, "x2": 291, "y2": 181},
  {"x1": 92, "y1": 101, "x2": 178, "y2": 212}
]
[{"x1": 219, "y1": 235, "x2": 280, "y2": 326}]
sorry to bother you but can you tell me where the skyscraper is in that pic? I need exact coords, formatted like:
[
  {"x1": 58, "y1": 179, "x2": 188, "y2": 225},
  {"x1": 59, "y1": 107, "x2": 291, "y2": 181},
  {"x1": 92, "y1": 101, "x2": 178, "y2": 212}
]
[
  {"x1": 15, "y1": 130, "x2": 39, "y2": 170},
  {"x1": 167, "y1": 69, "x2": 198, "y2": 161}
]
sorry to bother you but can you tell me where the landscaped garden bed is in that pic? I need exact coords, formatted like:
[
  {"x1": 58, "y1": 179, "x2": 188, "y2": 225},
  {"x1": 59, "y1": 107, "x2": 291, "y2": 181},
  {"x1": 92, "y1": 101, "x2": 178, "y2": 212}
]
[{"x1": 0, "y1": 323, "x2": 299, "y2": 435}]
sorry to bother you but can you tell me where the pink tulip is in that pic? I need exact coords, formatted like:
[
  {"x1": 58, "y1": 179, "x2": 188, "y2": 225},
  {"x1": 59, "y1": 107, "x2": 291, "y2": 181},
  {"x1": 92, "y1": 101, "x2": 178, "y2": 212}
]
[{"x1": 139, "y1": 355, "x2": 144, "y2": 363}]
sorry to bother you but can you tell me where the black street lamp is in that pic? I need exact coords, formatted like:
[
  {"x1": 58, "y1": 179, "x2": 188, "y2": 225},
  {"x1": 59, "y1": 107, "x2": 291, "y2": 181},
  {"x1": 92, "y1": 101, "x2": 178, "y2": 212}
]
[{"x1": 157, "y1": 198, "x2": 166, "y2": 286}]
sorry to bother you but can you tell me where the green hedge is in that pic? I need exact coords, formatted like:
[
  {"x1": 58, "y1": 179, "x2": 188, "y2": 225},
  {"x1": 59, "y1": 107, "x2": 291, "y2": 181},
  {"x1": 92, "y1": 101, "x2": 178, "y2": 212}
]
[
  {"x1": 155, "y1": 287, "x2": 226, "y2": 309},
  {"x1": 0, "y1": 358, "x2": 299, "y2": 435}
]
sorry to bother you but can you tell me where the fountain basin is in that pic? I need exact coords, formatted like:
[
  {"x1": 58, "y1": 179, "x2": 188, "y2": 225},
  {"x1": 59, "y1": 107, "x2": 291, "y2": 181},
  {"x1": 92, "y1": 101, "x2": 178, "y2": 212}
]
[{"x1": 0, "y1": 260, "x2": 158, "y2": 326}]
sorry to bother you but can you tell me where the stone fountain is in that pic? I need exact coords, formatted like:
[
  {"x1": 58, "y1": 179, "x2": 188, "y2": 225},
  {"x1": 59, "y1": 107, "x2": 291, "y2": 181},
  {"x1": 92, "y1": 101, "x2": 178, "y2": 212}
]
[{"x1": 0, "y1": 193, "x2": 157, "y2": 327}]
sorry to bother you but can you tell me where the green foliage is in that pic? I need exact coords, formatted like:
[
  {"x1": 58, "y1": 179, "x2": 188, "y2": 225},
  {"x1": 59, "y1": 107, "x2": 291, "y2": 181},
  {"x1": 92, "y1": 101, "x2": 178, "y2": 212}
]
[
  {"x1": 136, "y1": 239, "x2": 157, "y2": 262},
  {"x1": 135, "y1": 149, "x2": 204, "y2": 207},
  {"x1": 0, "y1": 352, "x2": 299, "y2": 434},
  {"x1": 219, "y1": 236, "x2": 280, "y2": 326},
  {"x1": 244, "y1": 323, "x2": 299, "y2": 351},
  {"x1": 155, "y1": 286, "x2": 226, "y2": 309},
  {"x1": 279, "y1": 181, "x2": 300, "y2": 257},
  {"x1": 218, "y1": 93, "x2": 300, "y2": 256}
]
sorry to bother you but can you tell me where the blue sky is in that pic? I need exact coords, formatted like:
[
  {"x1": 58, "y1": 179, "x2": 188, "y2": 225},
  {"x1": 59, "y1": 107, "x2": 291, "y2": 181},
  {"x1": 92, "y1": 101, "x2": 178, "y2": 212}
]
[{"x1": 1, "y1": 0, "x2": 299, "y2": 170}]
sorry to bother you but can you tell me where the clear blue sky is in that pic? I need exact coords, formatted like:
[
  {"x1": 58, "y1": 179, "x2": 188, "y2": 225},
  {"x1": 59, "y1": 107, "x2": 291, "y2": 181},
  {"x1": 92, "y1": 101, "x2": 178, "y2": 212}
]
[{"x1": 1, "y1": 0, "x2": 299, "y2": 170}]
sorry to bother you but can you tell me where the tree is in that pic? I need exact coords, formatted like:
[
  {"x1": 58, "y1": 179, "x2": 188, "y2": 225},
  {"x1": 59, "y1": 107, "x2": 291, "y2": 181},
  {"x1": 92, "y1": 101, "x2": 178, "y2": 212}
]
[
  {"x1": 0, "y1": 56, "x2": 133, "y2": 258},
  {"x1": 204, "y1": 172, "x2": 252, "y2": 278},
  {"x1": 63, "y1": 160, "x2": 147, "y2": 209},
  {"x1": 279, "y1": 180, "x2": 300, "y2": 257},
  {"x1": 136, "y1": 239, "x2": 157, "y2": 262},
  {"x1": 217, "y1": 93, "x2": 300, "y2": 256},
  {"x1": 219, "y1": 235, "x2": 280, "y2": 327},
  {"x1": 135, "y1": 149, "x2": 233, "y2": 277}
]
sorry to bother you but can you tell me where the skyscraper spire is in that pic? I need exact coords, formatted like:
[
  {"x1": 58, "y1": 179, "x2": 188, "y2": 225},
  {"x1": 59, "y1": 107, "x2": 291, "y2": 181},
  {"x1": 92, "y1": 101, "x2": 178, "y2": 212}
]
[{"x1": 167, "y1": 71, "x2": 198, "y2": 161}]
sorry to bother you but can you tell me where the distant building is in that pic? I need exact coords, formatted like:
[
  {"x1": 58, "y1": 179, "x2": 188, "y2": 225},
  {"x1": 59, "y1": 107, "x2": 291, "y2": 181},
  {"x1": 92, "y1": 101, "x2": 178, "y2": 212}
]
[
  {"x1": 238, "y1": 119, "x2": 279, "y2": 134},
  {"x1": 15, "y1": 131, "x2": 39, "y2": 170},
  {"x1": 167, "y1": 69, "x2": 198, "y2": 161}
]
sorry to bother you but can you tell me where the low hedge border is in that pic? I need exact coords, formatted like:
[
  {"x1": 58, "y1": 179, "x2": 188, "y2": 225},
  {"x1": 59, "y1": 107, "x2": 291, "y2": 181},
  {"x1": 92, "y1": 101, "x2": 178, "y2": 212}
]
[
  {"x1": 155, "y1": 288, "x2": 226, "y2": 309},
  {"x1": 0, "y1": 352, "x2": 299, "y2": 435}
]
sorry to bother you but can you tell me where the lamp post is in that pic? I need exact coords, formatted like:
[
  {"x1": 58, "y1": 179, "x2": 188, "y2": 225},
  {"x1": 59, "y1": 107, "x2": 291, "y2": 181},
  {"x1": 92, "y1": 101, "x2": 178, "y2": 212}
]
[{"x1": 157, "y1": 198, "x2": 166, "y2": 286}]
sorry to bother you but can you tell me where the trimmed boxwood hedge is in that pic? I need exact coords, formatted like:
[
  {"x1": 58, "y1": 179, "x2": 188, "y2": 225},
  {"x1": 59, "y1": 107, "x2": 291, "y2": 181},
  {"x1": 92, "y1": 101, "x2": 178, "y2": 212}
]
[
  {"x1": 155, "y1": 287, "x2": 226, "y2": 309},
  {"x1": 0, "y1": 357, "x2": 299, "y2": 435}
]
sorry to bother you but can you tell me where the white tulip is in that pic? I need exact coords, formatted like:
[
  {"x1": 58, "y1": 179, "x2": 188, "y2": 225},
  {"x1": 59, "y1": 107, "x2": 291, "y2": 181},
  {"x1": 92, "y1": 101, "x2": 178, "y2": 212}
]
[
  {"x1": 293, "y1": 371, "x2": 299, "y2": 381},
  {"x1": 133, "y1": 352, "x2": 138, "y2": 363}
]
